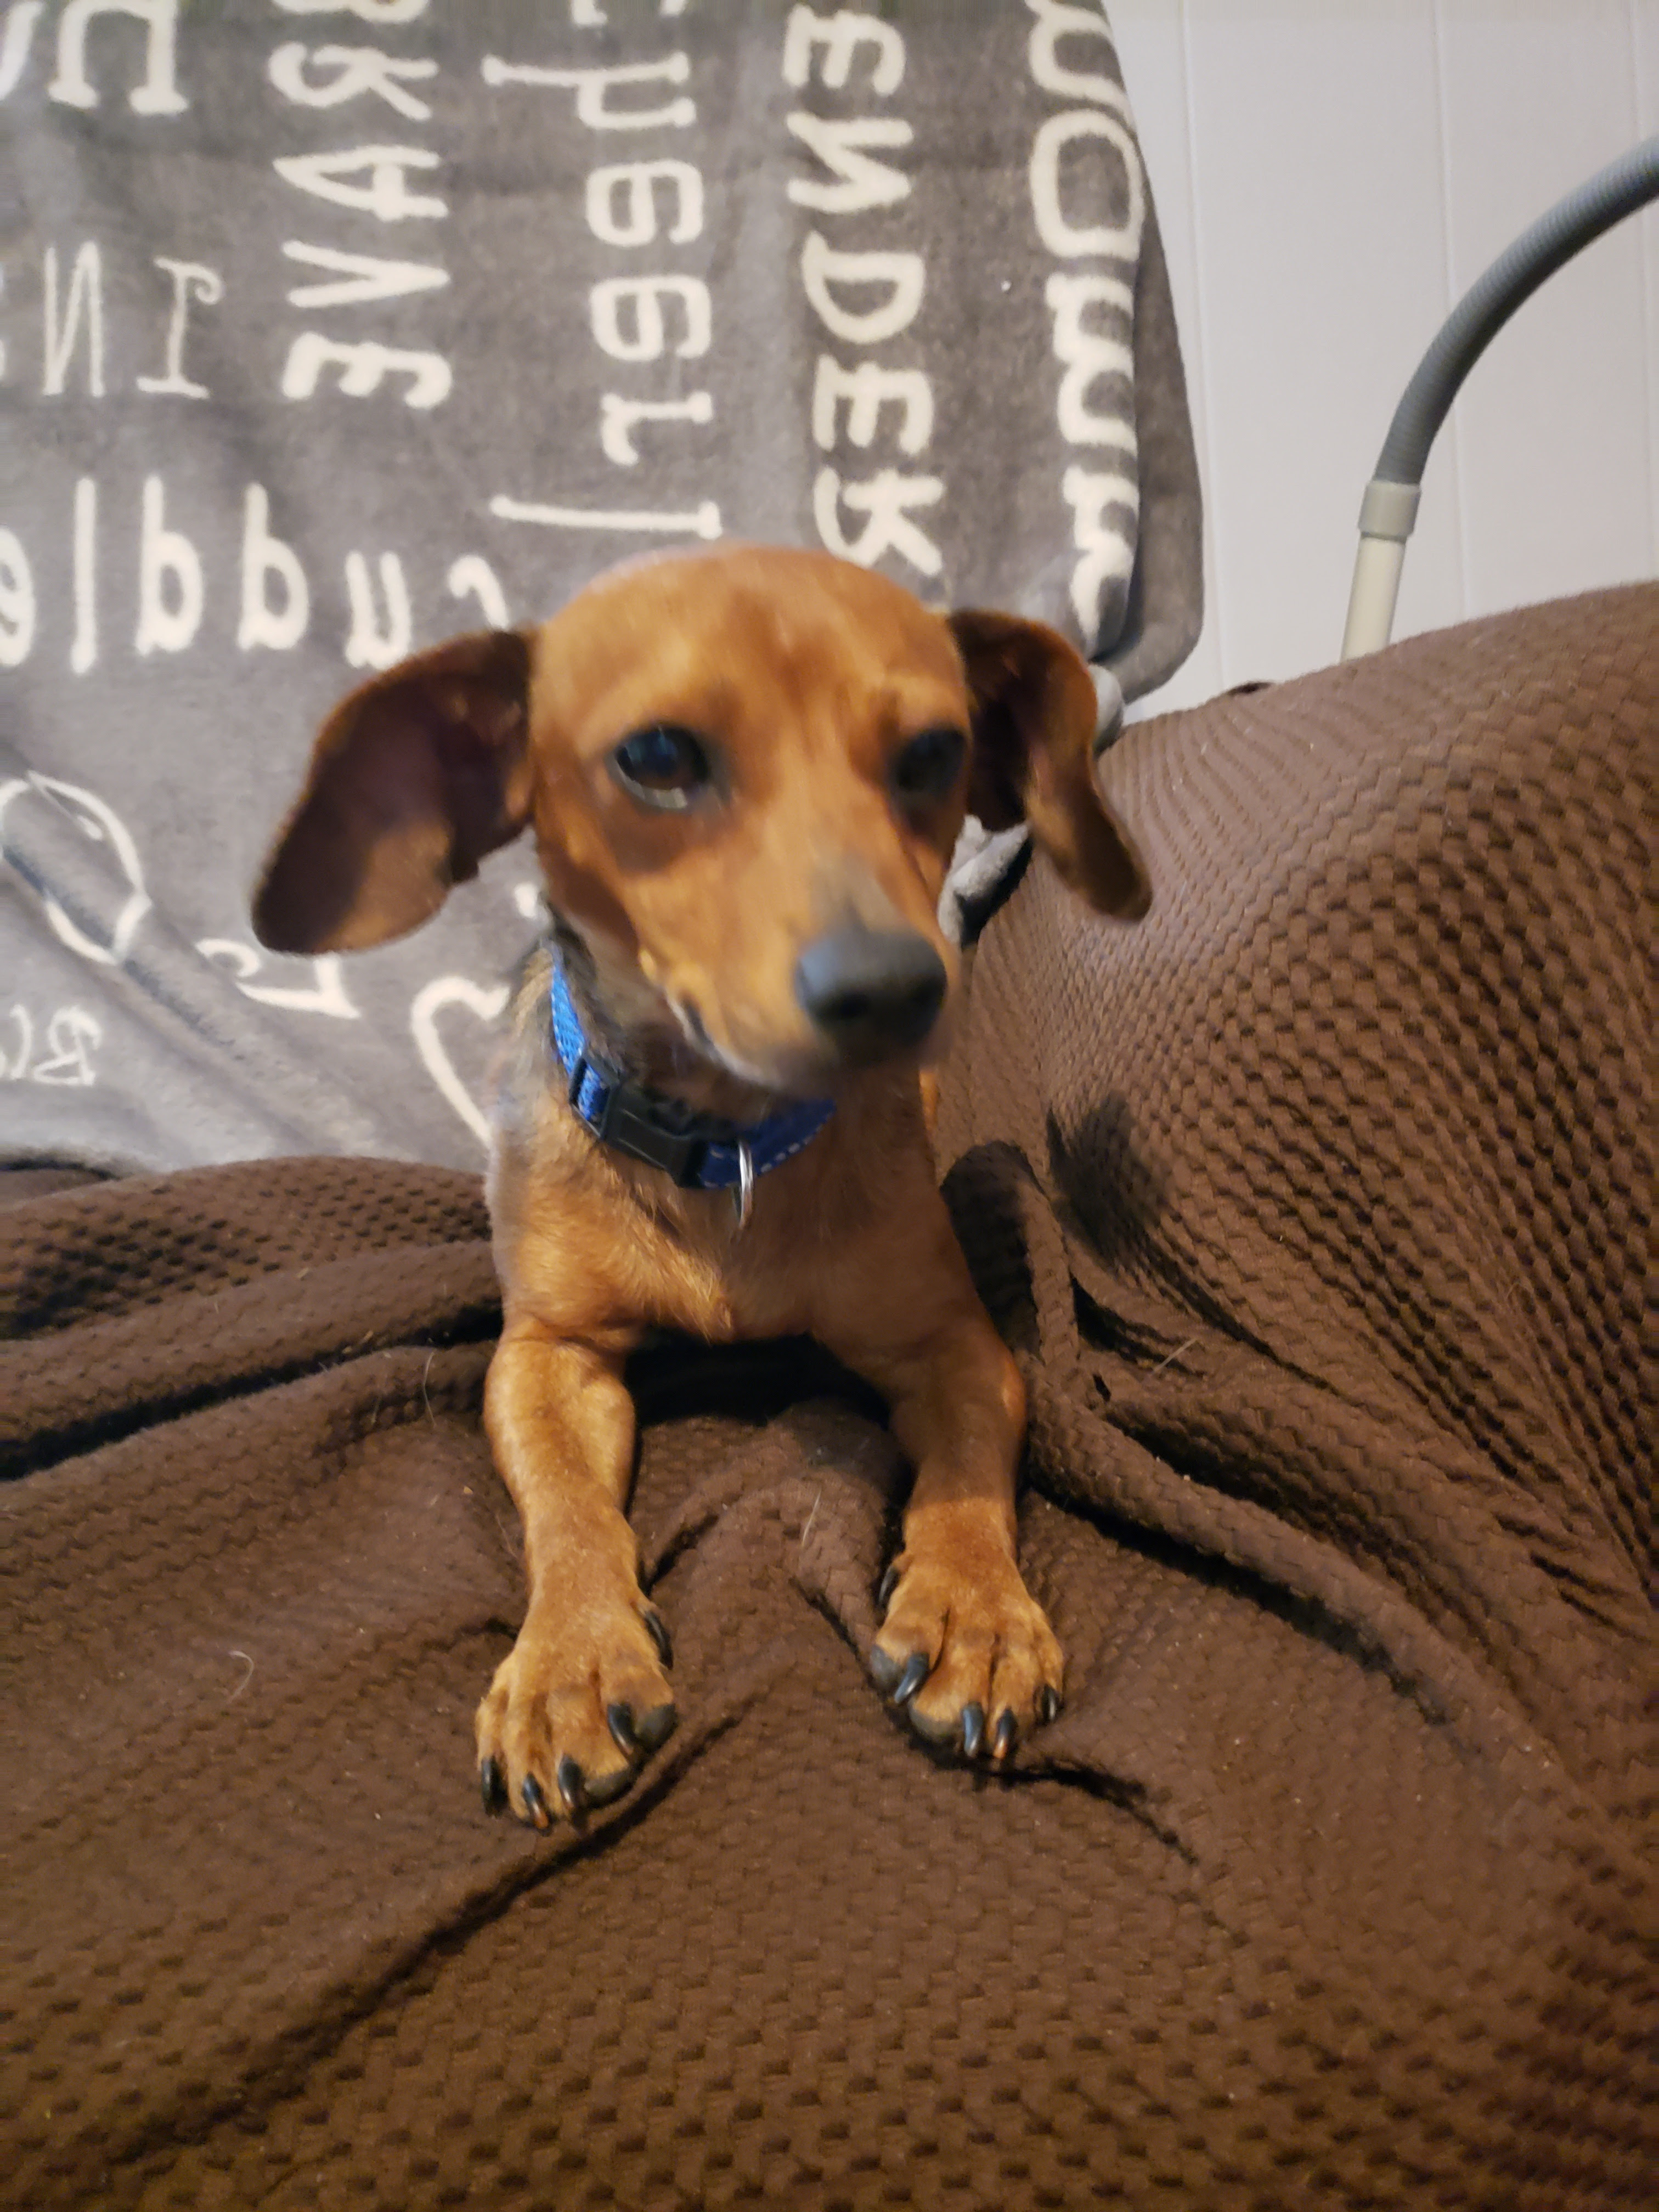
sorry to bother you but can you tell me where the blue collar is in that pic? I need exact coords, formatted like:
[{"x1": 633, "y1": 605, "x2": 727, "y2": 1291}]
[{"x1": 549, "y1": 962, "x2": 834, "y2": 1194}]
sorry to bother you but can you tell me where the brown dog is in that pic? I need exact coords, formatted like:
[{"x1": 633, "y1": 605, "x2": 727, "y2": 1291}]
[{"x1": 253, "y1": 545, "x2": 1147, "y2": 1827}]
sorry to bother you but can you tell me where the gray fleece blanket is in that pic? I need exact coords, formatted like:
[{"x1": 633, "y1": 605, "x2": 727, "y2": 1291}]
[{"x1": 1, "y1": 0, "x2": 1201, "y2": 1174}]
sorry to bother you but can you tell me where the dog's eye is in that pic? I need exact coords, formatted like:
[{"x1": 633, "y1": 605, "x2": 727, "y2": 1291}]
[
  {"x1": 610, "y1": 724, "x2": 714, "y2": 810},
  {"x1": 891, "y1": 725, "x2": 967, "y2": 805}
]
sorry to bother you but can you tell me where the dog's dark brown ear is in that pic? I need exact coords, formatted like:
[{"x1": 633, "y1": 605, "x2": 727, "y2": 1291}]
[
  {"x1": 949, "y1": 610, "x2": 1149, "y2": 920},
  {"x1": 253, "y1": 630, "x2": 534, "y2": 954}
]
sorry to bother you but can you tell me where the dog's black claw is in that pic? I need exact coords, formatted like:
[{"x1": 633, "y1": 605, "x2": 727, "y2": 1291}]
[
  {"x1": 634, "y1": 1701, "x2": 678, "y2": 1754},
  {"x1": 869, "y1": 1646, "x2": 900, "y2": 1696},
  {"x1": 961, "y1": 1702, "x2": 986, "y2": 1759},
  {"x1": 521, "y1": 1773, "x2": 550, "y2": 1826},
  {"x1": 583, "y1": 1764, "x2": 635, "y2": 1807},
  {"x1": 877, "y1": 1561, "x2": 900, "y2": 1613},
  {"x1": 607, "y1": 1702, "x2": 641, "y2": 1762},
  {"x1": 991, "y1": 1710, "x2": 1018, "y2": 1760},
  {"x1": 894, "y1": 1652, "x2": 929, "y2": 1708},
  {"x1": 1037, "y1": 1684, "x2": 1061, "y2": 1726},
  {"x1": 555, "y1": 1755, "x2": 586, "y2": 1818},
  {"x1": 479, "y1": 1756, "x2": 507, "y2": 1815},
  {"x1": 643, "y1": 1607, "x2": 674, "y2": 1669}
]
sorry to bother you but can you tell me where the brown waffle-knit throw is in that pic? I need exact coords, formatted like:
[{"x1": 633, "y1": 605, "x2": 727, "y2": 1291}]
[{"x1": 3, "y1": 588, "x2": 1653, "y2": 2210}]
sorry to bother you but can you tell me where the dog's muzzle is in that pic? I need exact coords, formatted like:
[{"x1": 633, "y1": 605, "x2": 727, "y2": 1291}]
[{"x1": 793, "y1": 925, "x2": 947, "y2": 1065}]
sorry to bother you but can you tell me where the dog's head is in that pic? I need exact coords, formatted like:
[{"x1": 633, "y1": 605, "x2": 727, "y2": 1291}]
[{"x1": 253, "y1": 546, "x2": 1147, "y2": 1096}]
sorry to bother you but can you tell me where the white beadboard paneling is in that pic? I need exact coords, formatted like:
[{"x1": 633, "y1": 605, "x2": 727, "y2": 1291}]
[
  {"x1": 1181, "y1": 0, "x2": 1458, "y2": 685},
  {"x1": 1109, "y1": 0, "x2": 1224, "y2": 711},
  {"x1": 1114, "y1": 0, "x2": 1658, "y2": 714},
  {"x1": 1433, "y1": 2, "x2": 1654, "y2": 621},
  {"x1": 1634, "y1": 0, "x2": 1659, "y2": 552}
]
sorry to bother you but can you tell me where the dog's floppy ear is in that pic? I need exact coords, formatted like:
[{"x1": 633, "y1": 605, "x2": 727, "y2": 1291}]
[
  {"x1": 949, "y1": 610, "x2": 1149, "y2": 920},
  {"x1": 253, "y1": 629, "x2": 534, "y2": 954}
]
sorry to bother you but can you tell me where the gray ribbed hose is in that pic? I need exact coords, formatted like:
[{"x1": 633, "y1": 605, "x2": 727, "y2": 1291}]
[{"x1": 1341, "y1": 136, "x2": 1659, "y2": 659}]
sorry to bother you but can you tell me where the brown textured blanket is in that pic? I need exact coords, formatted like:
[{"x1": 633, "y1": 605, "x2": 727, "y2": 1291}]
[{"x1": 3, "y1": 589, "x2": 1654, "y2": 2210}]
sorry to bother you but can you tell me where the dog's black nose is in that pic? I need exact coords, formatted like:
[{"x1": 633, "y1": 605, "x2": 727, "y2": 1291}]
[{"x1": 793, "y1": 926, "x2": 947, "y2": 1063}]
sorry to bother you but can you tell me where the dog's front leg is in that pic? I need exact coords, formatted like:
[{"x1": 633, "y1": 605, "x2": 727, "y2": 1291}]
[
  {"x1": 476, "y1": 1324, "x2": 675, "y2": 1827},
  {"x1": 815, "y1": 1216, "x2": 1063, "y2": 1762}
]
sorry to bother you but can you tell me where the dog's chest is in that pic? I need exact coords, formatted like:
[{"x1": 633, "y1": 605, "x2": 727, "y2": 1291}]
[
  {"x1": 495, "y1": 1151, "x2": 826, "y2": 1350},
  {"x1": 640, "y1": 1182, "x2": 826, "y2": 1344}
]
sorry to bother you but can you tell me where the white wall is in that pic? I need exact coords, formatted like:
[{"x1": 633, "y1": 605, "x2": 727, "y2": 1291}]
[{"x1": 1112, "y1": 0, "x2": 1658, "y2": 710}]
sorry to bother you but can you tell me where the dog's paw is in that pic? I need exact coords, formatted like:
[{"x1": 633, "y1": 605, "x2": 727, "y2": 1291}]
[
  {"x1": 476, "y1": 1594, "x2": 676, "y2": 1827},
  {"x1": 871, "y1": 1544, "x2": 1062, "y2": 1762}
]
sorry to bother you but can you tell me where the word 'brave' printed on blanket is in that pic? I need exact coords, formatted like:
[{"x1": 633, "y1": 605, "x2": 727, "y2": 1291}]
[{"x1": 4, "y1": 0, "x2": 463, "y2": 672}]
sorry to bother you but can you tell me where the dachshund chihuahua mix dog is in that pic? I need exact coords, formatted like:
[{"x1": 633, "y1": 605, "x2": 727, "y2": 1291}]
[{"x1": 254, "y1": 546, "x2": 1147, "y2": 1829}]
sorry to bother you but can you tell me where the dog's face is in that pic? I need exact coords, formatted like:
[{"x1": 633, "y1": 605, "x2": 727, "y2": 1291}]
[
  {"x1": 253, "y1": 546, "x2": 1147, "y2": 1094},
  {"x1": 522, "y1": 550, "x2": 978, "y2": 1093}
]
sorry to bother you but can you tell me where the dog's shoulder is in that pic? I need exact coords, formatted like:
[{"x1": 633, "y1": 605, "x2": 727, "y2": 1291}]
[
  {"x1": 487, "y1": 940, "x2": 588, "y2": 1207},
  {"x1": 492, "y1": 942, "x2": 556, "y2": 1129}
]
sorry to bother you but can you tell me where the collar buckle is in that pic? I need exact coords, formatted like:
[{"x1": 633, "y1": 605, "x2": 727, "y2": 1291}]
[{"x1": 589, "y1": 1073, "x2": 711, "y2": 1186}]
